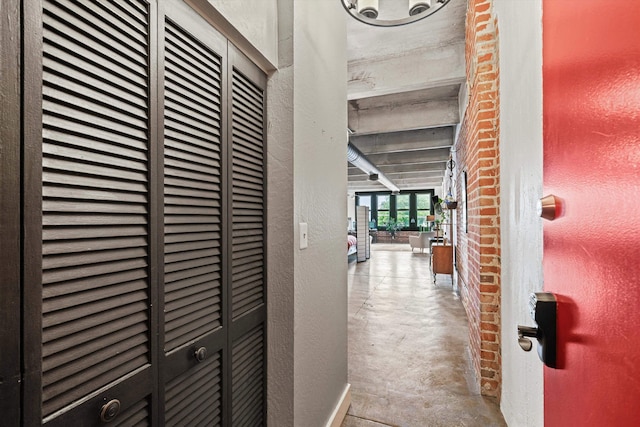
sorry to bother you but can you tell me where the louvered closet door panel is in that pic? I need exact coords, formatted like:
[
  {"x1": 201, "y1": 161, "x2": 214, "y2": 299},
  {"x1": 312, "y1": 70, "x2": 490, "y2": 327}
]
[
  {"x1": 230, "y1": 62, "x2": 265, "y2": 320},
  {"x1": 41, "y1": 0, "x2": 153, "y2": 423},
  {"x1": 163, "y1": 17, "x2": 223, "y2": 352},
  {"x1": 229, "y1": 46, "x2": 267, "y2": 427},
  {"x1": 161, "y1": 1, "x2": 227, "y2": 424}
]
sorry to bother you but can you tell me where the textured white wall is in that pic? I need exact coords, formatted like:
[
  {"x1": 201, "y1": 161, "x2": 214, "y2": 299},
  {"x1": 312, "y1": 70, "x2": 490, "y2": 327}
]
[
  {"x1": 266, "y1": 0, "x2": 348, "y2": 425},
  {"x1": 493, "y1": 1, "x2": 544, "y2": 426},
  {"x1": 266, "y1": 0, "x2": 295, "y2": 424},
  {"x1": 202, "y1": 0, "x2": 278, "y2": 66},
  {"x1": 292, "y1": 0, "x2": 349, "y2": 425}
]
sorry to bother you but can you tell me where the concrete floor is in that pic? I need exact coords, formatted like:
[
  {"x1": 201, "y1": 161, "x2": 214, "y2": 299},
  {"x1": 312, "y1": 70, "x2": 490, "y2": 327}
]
[{"x1": 343, "y1": 244, "x2": 507, "y2": 427}]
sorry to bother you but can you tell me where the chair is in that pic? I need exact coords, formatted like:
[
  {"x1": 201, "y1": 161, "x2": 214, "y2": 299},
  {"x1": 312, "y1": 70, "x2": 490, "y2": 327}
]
[{"x1": 409, "y1": 231, "x2": 436, "y2": 253}]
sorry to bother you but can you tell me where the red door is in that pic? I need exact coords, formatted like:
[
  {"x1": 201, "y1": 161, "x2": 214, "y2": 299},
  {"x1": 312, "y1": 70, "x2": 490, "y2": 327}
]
[{"x1": 543, "y1": 1, "x2": 640, "y2": 425}]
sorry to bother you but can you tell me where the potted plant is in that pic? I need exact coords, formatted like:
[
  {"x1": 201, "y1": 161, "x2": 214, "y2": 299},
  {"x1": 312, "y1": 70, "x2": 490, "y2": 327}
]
[
  {"x1": 433, "y1": 197, "x2": 448, "y2": 230},
  {"x1": 444, "y1": 193, "x2": 457, "y2": 209},
  {"x1": 384, "y1": 218, "x2": 402, "y2": 239}
]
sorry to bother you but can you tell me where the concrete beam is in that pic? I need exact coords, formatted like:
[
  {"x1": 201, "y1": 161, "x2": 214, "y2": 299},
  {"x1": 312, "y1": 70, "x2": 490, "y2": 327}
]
[
  {"x1": 366, "y1": 148, "x2": 451, "y2": 166},
  {"x1": 347, "y1": 181, "x2": 390, "y2": 192},
  {"x1": 351, "y1": 84, "x2": 460, "y2": 110},
  {"x1": 348, "y1": 42, "x2": 466, "y2": 101},
  {"x1": 348, "y1": 162, "x2": 447, "y2": 176},
  {"x1": 396, "y1": 183, "x2": 443, "y2": 191},
  {"x1": 379, "y1": 163, "x2": 447, "y2": 174},
  {"x1": 348, "y1": 179, "x2": 443, "y2": 192},
  {"x1": 350, "y1": 127, "x2": 454, "y2": 155},
  {"x1": 385, "y1": 170, "x2": 446, "y2": 180},
  {"x1": 349, "y1": 170, "x2": 445, "y2": 182},
  {"x1": 348, "y1": 97, "x2": 459, "y2": 135},
  {"x1": 392, "y1": 177, "x2": 449, "y2": 186}
]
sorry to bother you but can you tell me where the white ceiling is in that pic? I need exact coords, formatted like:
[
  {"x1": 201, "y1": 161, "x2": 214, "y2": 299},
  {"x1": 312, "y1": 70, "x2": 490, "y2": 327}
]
[{"x1": 346, "y1": 0, "x2": 466, "y2": 193}]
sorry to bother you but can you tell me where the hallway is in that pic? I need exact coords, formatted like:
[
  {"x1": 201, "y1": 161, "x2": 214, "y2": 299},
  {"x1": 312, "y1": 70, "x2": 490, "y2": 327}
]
[{"x1": 342, "y1": 244, "x2": 506, "y2": 427}]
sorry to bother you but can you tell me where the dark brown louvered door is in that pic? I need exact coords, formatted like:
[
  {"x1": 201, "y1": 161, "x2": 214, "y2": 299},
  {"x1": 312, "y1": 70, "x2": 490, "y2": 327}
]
[
  {"x1": 36, "y1": 0, "x2": 155, "y2": 425},
  {"x1": 228, "y1": 46, "x2": 267, "y2": 427},
  {"x1": 160, "y1": 4, "x2": 267, "y2": 425},
  {"x1": 23, "y1": 0, "x2": 266, "y2": 425},
  {"x1": 160, "y1": 1, "x2": 226, "y2": 425}
]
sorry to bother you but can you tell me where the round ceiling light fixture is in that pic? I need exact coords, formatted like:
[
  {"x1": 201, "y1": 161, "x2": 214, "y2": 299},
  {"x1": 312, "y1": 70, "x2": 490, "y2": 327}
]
[{"x1": 341, "y1": 0, "x2": 452, "y2": 27}]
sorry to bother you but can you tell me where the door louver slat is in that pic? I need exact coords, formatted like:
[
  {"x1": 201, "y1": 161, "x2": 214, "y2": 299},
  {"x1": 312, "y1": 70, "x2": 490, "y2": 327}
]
[
  {"x1": 111, "y1": 397, "x2": 150, "y2": 427},
  {"x1": 231, "y1": 327, "x2": 264, "y2": 427},
  {"x1": 165, "y1": 282, "x2": 221, "y2": 311},
  {"x1": 42, "y1": 258, "x2": 147, "y2": 285},
  {"x1": 43, "y1": 156, "x2": 147, "y2": 182},
  {"x1": 42, "y1": 312, "x2": 147, "y2": 358},
  {"x1": 233, "y1": 251, "x2": 262, "y2": 265},
  {"x1": 232, "y1": 117, "x2": 264, "y2": 144},
  {"x1": 164, "y1": 130, "x2": 221, "y2": 152},
  {"x1": 233, "y1": 167, "x2": 262, "y2": 181},
  {"x1": 43, "y1": 172, "x2": 147, "y2": 193},
  {"x1": 164, "y1": 141, "x2": 220, "y2": 166},
  {"x1": 45, "y1": 1, "x2": 147, "y2": 61},
  {"x1": 41, "y1": 0, "x2": 150, "y2": 417},
  {"x1": 165, "y1": 352, "x2": 222, "y2": 426},
  {"x1": 43, "y1": 0, "x2": 147, "y2": 71},
  {"x1": 43, "y1": 57, "x2": 148, "y2": 111},
  {"x1": 43, "y1": 225, "x2": 149, "y2": 241},
  {"x1": 165, "y1": 223, "x2": 221, "y2": 235},
  {"x1": 164, "y1": 314, "x2": 220, "y2": 349},
  {"x1": 43, "y1": 142, "x2": 147, "y2": 171},
  {"x1": 43, "y1": 278, "x2": 147, "y2": 311},
  {"x1": 164, "y1": 264, "x2": 219, "y2": 284},
  {"x1": 164, "y1": 293, "x2": 221, "y2": 323},
  {"x1": 233, "y1": 146, "x2": 262, "y2": 163},
  {"x1": 164, "y1": 258, "x2": 218, "y2": 276},
  {"x1": 164, "y1": 142, "x2": 219, "y2": 164},
  {"x1": 163, "y1": 19, "x2": 223, "y2": 351},
  {"x1": 43, "y1": 247, "x2": 147, "y2": 270},
  {"x1": 165, "y1": 178, "x2": 220, "y2": 193},
  {"x1": 43, "y1": 353, "x2": 149, "y2": 416},
  {"x1": 43, "y1": 186, "x2": 147, "y2": 204},
  {"x1": 42, "y1": 267, "x2": 146, "y2": 298},
  {"x1": 43, "y1": 300, "x2": 148, "y2": 345},
  {"x1": 43, "y1": 235, "x2": 147, "y2": 255},
  {"x1": 42, "y1": 334, "x2": 148, "y2": 385}
]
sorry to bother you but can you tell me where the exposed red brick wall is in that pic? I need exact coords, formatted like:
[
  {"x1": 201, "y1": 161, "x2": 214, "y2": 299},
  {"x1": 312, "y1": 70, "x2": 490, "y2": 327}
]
[{"x1": 455, "y1": 0, "x2": 501, "y2": 398}]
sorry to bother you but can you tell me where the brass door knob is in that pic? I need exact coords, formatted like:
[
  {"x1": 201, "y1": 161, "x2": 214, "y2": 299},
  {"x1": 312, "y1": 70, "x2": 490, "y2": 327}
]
[
  {"x1": 194, "y1": 346, "x2": 207, "y2": 362},
  {"x1": 100, "y1": 399, "x2": 121, "y2": 423}
]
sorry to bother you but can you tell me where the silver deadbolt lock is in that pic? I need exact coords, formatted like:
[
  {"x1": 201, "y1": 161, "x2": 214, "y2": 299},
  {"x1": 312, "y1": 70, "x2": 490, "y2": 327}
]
[
  {"x1": 517, "y1": 292, "x2": 557, "y2": 368},
  {"x1": 537, "y1": 194, "x2": 560, "y2": 221}
]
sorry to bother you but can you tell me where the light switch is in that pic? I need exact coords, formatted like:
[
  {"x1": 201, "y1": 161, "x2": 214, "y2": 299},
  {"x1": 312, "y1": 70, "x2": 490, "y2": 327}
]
[{"x1": 299, "y1": 222, "x2": 308, "y2": 249}]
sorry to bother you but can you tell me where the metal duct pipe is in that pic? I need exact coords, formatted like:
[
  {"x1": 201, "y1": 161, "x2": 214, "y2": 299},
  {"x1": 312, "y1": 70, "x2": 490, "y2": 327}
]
[{"x1": 347, "y1": 142, "x2": 400, "y2": 193}]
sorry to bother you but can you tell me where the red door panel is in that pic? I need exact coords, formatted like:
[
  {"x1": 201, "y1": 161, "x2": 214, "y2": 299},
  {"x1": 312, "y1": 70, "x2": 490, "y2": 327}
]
[{"x1": 543, "y1": 1, "x2": 640, "y2": 425}]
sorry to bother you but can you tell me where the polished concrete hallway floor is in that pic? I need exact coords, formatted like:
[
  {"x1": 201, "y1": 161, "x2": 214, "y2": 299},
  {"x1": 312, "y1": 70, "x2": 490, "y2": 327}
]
[{"x1": 342, "y1": 244, "x2": 507, "y2": 427}]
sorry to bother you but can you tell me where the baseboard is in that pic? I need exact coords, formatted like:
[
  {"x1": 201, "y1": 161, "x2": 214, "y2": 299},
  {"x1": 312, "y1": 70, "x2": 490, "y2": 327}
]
[{"x1": 326, "y1": 383, "x2": 351, "y2": 427}]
